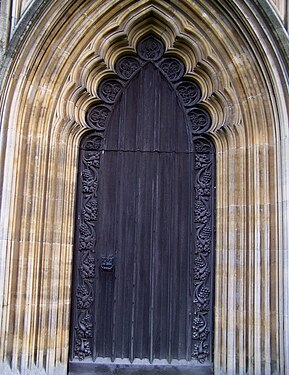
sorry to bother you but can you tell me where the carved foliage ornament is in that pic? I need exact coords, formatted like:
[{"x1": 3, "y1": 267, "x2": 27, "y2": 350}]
[
  {"x1": 85, "y1": 106, "x2": 110, "y2": 131},
  {"x1": 159, "y1": 57, "x2": 185, "y2": 81},
  {"x1": 137, "y1": 35, "x2": 165, "y2": 61},
  {"x1": 85, "y1": 36, "x2": 211, "y2": 136},
  {"x1": 192, "y1": 137, "x2": 215, "y2": 363},
  {"x1": 189, "y1": 108, "x2": 212, "y2": 134},
  {"x1": 115, "y1": 56, "x2": 140, "y2": 79},
  {"x1": 77, "y1": 35, "x2": 215, "y2": 363},
  {"x1": 74, "y1": 134, "x2": 103, "y2": 360},
  {"x1": 176, "y1": 81, "x2": 201, "y2": 107},
  {"x1": 98, "y1": 79, "x2": 122, "y2": 103}
]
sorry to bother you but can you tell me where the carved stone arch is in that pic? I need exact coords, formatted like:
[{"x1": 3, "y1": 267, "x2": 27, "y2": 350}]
[
  {"x1": 1, "y1": 1, "x2": 288, "y2": 374},
  {"x1": 70, "y1": 35, "x2": 215, "y2": 374}
]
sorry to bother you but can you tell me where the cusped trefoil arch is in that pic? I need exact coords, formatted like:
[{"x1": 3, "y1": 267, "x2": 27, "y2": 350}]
[{"x1": 72, "y1": 34, "x2": 215, "y2": 364}]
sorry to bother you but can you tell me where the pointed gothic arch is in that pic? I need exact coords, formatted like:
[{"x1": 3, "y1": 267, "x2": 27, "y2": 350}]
[
  {"x1": 0, "y1": 1, "x2": 289, "y2": 375},
  {"x1": 70, "y1": 35, "x2": 215, "y2": 374}
]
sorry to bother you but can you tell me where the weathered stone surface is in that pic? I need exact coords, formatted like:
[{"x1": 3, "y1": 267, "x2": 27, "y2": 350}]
[{"x1": 0, "y1": 1, "x2": 289, "y2": 374}]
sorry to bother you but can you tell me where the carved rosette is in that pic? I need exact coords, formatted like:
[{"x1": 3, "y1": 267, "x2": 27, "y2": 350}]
[
  {"x1": 189, "y1": 108, "x2": 211, "y2": 134},
  {"x1": 98, "y1": 79, "x2": 122, "y2": 103},
  {"x1": 74, "y1": 134, "x2": 103, "y2": 360},
  {"x1": 176, "y1": 81, "x2": 201, "y2": 107},
  {"x1": 75, "y1": 35, "x2": 215, "y2": 364},
  {"x1": 86, "y1": 105, "x2": 111, "y2": 131},
  {"x1": 159, "y1": 57, "x2": 185, "y2": 81},
  {"x1": 192, "y1": 137, "x2": 215, "y2": 363},
  {"x1": 115, "y1": 56, "x2": 140, "y2": 79},
  {"x1": 89, "y1": 35, "x2": 211, "y2": 138},
  {"x1": 137, "y1": 35, "x2": 164, "y2": 61}
]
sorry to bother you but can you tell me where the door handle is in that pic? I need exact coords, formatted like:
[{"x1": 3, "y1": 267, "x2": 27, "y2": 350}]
[{"x1": 100, "y1": 256, "x2": 114, "y2": 272}]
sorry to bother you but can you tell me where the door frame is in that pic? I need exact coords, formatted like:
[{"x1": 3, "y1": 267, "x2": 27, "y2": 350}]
[{"x1": 69, "y1": 34, "x2": 215, "y2": 374}]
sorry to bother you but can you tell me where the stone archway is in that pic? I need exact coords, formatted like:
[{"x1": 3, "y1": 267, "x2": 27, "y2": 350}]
[
  {"x1": 0, "y1": 1, "x2": 288, "y2": 374},
  {"x1": 70, "y1": 35, "x2": 215, "y2": 374}
]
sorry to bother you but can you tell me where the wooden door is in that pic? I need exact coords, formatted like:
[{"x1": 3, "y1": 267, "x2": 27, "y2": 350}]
[{"x1": 70, "y1": 35, "x2": 215, "y2": 374}]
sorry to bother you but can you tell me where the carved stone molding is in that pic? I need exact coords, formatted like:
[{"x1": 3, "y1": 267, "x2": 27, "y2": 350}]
[
  {"x1": 192, "y1": 137, "x2": 215, "y2": 363},
  {"x1": 136, "y1": 35, "x2": 165, "y2": 61},
  {"x1": 0, "y1": 1, "x2": 286, "y2": 374},
  {"x1": 86, "y1": 35, "x2": 212, "y2": 139},
  {"x1": 73, "y1": 133, "x2": 104, "y2": 360}
]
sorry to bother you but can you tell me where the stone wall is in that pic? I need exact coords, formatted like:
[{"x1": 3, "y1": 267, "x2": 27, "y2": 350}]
[
  {"x1": 0, "y1": 1, "x2": 289, "y2": 374},
  {"x1": 1, "y1": 0, "x2": 288, "y2": 62},
  {"x1": 269, "y1": 0, "x2": 288, "y2": 24}
]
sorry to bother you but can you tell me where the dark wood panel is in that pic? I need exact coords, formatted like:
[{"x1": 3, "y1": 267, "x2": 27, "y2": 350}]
[
  {"x1": 91, "y1": 59, "x2": 193, "y2": 363},
  {"x1": 104, "y1": 63, "x2": 190, "y2": 153},
  {"x1": 95, "y1": 149, "x2": 192, "y2": 362}
]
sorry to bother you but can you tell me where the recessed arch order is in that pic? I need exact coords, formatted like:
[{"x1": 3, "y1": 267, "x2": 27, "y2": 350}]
[
  {"x1": 70, "y1": 34, "x2": 215, "y2": 374},
  {"x1": 0, "y1": 1, "x2": 288, "y2": 375}
]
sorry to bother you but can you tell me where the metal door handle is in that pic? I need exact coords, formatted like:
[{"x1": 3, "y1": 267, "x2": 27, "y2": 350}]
[{"x1": 100, "y1": 256, "x2": 114, "y2": 272}]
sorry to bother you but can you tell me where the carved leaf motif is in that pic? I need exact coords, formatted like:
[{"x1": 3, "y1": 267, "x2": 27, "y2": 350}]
[
  {"x1": 177, "y1": 81, "x2": 201, "y2": 106},
  {"x1": 75, "y1": 311, "x2": 93, "y2": 338},
  {"x1": 192, "y1": 137, "x2": 214, "y2": 363},
  {"x1": 193, "y1": 256, "x2": 210, "y2": 281},
  {"x1": 200, "y1": 225, "x2": 212, "y2": 241},
  {"x1": 194, "y1": 284, "x2": 210, "y2": 312},
  {"x1": 98, "y1": 79, "x2": 122, "y2": 103},
  {"x1": 193, "y1": 341, "x2": 209, "y2": 363},
  {"x1": 82, "y1": 200, "x2": 98, "y2": 221},
  {"x1": 195, "y1": 154, "x2": 211, "y2": 169},
  {"x1": 79, "y1": 239, "x2": 94, "y2": 252},
  {"x1": 82, "y1": 177, "x2": 98, "y2": 195},
  {"x1": 86, "y1": 105, "x2": 110, "y2": 130},
  {"x1": 83, "y1": 135, "x2": 103, "y2": 150},
  {"x1": 192, "y1": 315, "x2": 208, "y2": 339},
  {"x1": 74, "y1": 338, "x2": 92, "y2": 360},
  {"x1": 79, "y1": 222, "x2": 95, "y2": 252},
  {"x1": 137, "y1": 35, "x2": 165, "y2": 61},
  {"x1": 85, "y1": 151, "x2": 101, "y2": 168},
  {"x1": 194, "y1": 201, "x2": 209, "y2": 223},
  {"x1": 115, "y1": 56, "x2": 140, "y2": 79},
  {"x1": 195, "y1": 239, "x2": 211, "y2": 255},
  {"x1": 189, "y1": 108, "x2": 211, "y2": 134},
  {"x1": 80, "y1": 255, "x2": 96, "y2": 279},
  {"x1": 79, "y1": 222, "x2": 91, "y2": 237},
  {"x1": 76, "y1": 285, "x2": 93, "y2": 309},
  {"x1": 195, "y1": 185, "x2": 211, "y2": 198},
  {"x1": 194, "y1": 139, "x2": 213, "y2": 153},
  {"x1": 199, "y1": 170, "x2": 212, "y2": 185},
  {"x1": 160, "y1": 58, "x2": 185, "y2": 81}
]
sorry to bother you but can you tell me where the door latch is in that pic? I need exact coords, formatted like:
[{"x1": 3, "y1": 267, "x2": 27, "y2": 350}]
[{"x1": 100, "y1": 256, "x2": 114, "y2": 272}]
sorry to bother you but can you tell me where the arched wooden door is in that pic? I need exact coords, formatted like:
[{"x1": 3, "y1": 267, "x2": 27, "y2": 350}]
[{"x1": 69, "y1": 36, "x2": 215, "y2": 374}]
